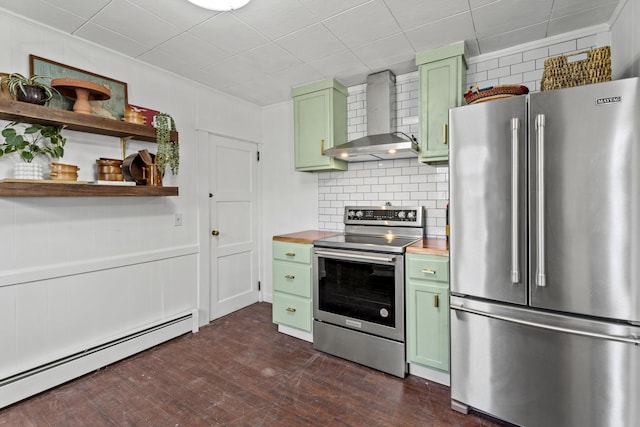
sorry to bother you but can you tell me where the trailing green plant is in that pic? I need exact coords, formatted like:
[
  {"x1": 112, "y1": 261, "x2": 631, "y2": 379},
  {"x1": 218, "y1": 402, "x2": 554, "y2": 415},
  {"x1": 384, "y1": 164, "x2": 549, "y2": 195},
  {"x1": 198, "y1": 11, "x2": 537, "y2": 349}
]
[
  {"x1": 154, "y1": 113, "x2": 179, "y2": 176},
  {"x1": 0, "y1": 73, "x2": 58, "y2": 103},
  {"x1": 0, "y1": 122, "x2": 66, "y2": 163}
]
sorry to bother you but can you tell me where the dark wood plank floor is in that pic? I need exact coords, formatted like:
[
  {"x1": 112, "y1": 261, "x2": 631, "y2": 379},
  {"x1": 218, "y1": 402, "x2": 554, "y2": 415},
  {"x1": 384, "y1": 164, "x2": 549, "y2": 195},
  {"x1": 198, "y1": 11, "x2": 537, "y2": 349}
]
[{"x1": 0, "y1": 303, "x2": 509, "y2": 426}]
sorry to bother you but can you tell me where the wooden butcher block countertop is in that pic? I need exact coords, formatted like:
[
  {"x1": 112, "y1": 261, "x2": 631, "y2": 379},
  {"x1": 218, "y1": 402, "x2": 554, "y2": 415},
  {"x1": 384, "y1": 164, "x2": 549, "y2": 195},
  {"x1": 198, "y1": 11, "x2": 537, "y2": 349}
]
[
  {"x1": 406, "y1": 238, "x2": 449, "y2": 256},
  {"x1": 272, "y1": 230, "x2": 342, "y2": 245}
]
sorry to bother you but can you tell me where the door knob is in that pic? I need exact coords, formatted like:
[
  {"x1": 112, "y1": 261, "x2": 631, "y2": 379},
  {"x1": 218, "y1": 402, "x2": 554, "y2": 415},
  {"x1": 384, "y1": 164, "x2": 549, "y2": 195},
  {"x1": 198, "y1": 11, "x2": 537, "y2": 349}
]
[{"x1": 211, "y1": 230, "x2": 220, "y2": 236}]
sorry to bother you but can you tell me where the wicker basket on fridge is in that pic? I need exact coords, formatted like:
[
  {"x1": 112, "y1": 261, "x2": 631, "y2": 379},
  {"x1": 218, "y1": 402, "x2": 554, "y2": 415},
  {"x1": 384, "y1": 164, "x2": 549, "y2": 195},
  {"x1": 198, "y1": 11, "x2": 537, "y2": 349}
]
[{"x1": 541, "y1": 46, "x2": 611, "y2": 91}]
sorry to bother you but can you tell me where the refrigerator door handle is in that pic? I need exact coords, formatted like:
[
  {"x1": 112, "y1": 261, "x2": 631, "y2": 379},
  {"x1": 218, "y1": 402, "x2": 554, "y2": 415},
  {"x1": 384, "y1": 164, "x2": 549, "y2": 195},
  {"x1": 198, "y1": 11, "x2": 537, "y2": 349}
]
[
  {"x1": 511, "y1": 117, "x2": 520, "y2": 284},
  {"x1": 535, "y1": 114, "x2": 547, "y2": 287},
  {"x1": 450, "y1": 303, "x2": 640, "y2": 345}
]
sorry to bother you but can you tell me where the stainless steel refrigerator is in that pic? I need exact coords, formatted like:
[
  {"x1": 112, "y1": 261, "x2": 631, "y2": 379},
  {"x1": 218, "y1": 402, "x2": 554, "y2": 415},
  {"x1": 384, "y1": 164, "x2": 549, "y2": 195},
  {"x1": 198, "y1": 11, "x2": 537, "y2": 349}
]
[{"x1": 449, "y1": 78, "x2": 640, "y2": 427}]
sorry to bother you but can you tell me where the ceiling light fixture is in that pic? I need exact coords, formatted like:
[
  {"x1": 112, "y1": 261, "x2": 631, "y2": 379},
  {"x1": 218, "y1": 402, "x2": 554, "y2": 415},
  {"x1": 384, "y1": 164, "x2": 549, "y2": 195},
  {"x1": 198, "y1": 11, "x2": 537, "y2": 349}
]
[{"x1": 187, "y1": 0, "x2": 251, "y2": 11}]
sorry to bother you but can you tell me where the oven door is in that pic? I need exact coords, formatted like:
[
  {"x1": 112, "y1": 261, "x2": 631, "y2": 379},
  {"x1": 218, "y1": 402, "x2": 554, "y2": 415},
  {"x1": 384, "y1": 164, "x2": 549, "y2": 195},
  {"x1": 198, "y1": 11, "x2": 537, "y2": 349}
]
[{"x1": 313, "y1": 247, "x2": 405, "y2": 342}]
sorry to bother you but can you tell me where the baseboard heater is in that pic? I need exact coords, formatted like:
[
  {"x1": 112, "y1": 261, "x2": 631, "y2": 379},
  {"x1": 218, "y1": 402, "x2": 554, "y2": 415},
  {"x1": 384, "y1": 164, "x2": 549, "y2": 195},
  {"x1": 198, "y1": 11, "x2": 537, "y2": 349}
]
[{"x1": 0, "y1": 309, "x2": 198, "y2": 409}]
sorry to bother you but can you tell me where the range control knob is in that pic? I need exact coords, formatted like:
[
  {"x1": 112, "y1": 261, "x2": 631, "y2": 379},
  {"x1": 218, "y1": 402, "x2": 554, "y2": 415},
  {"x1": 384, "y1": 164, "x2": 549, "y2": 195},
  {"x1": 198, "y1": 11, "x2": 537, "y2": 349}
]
[
  {"x1": 355, "y1": 210, "x2": 363, "y2": 218},
  {"x1": 407, "y1": 211, "x2": 416, "y2": 219},
  {"x1": 398, "y1": 211, "x2": 406, "y2": 219},
  {"x1": 348, "y1": 210, "x2": 356, "y2": 218}
]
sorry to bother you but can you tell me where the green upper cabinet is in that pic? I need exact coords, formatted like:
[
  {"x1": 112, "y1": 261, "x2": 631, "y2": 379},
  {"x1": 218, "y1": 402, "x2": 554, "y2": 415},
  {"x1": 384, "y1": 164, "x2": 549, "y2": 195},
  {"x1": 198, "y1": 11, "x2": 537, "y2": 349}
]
[
  {"x1": 292, "y1": 79, "x2": 348, "y2": 172},
  {"x1": 416, "y1": 42, "x2": 467, "y2": 164}
]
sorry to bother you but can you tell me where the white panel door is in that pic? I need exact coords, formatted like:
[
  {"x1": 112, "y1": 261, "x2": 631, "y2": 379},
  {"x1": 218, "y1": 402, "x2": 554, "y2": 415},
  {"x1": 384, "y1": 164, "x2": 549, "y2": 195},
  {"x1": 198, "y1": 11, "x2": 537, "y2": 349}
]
[{"x1": 209, "y1": 135, "x2": 259, "y2": 320}]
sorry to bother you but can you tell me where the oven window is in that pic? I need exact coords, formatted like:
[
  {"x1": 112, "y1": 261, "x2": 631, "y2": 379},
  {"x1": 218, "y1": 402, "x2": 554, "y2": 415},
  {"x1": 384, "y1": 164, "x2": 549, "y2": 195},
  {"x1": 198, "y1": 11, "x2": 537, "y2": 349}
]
[{"x1": 318, "y1": 257, "x2": 396, "y2": 327}]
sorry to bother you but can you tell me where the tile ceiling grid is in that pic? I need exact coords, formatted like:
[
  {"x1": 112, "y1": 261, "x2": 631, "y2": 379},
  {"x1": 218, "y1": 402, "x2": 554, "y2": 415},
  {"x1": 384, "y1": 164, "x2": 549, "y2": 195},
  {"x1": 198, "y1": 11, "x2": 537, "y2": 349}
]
[{"x1": 0, "y1": 0, "x2": 623, "y2": 105}]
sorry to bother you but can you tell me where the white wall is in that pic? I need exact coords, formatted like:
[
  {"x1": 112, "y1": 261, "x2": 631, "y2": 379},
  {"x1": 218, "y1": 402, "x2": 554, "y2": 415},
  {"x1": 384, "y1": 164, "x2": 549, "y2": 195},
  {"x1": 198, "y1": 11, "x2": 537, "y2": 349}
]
[
  {"x1": 610, "y1": 0, "x2": 640, "y2": 78},
  {"x1": 260, "y1": 101, "x2": 318, "y2": 302},
  {"x1": 0, "y1": 8, "x2": 262, "y2": 379}
]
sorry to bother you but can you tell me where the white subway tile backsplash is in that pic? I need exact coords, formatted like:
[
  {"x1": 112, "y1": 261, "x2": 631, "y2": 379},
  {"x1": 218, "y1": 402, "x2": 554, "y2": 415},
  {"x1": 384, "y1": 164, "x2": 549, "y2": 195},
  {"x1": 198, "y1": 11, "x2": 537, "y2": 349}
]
[
  {"x1": 327, "y1": 30, "x2": 608, "y2": 235},
  {"x1": 548, "y1": 40, "x2": 577, "y2": 55},
  {"x1": 499, "y1": 53, "x2": 523, "y2": 67},
  {"x1": 476, "y1": 58, "x2": 499, "y2": 72}
]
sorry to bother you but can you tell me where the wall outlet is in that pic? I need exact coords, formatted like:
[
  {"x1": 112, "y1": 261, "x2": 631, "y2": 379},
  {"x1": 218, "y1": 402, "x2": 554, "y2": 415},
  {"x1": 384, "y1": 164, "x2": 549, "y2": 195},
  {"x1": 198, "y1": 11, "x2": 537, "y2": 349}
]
[{"x1": 174, "y1": 213, "x2": 183, "y2": 226}]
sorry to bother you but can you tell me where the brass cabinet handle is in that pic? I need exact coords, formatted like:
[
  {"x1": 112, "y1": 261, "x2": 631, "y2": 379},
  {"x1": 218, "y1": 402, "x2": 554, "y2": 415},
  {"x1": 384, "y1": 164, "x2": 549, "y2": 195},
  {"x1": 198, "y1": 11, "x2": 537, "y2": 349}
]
[
  {"x1": 286, "y1": 307, "x2": 296, "y2": 313},
  {"x1": 284, "y1": 274, "x2": 295, "y2": 279},
  {"x1": 421, "y1": 268, "x2": 436, "y2": 275},
  {"x1": 211, "y1": 230, "x2": 220, "y2": 236},
  {"x1": 285, "y1": 252, "x2": 296, "y2": 257},
  {"x1": 434, "y1": 294, "x2": 439, "y2": 308},
  {"x1": 443, "y1": 123, "x2": 448, "y2": 145},
  {"x1": 320, "y1": 139, "x2": 325, "y2": 155}
]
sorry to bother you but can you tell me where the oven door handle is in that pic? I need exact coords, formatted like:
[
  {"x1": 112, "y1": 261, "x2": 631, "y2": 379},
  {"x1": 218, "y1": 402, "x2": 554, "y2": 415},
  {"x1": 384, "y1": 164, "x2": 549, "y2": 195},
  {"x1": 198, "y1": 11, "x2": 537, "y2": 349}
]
[{"x1": 314, "y1": 250, "x2": 397, "y2": 264}]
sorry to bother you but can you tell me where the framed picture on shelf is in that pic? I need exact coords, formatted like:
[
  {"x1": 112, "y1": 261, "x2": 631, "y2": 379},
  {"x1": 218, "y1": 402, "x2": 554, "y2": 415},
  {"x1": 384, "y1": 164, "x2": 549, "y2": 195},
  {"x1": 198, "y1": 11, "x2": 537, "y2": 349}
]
[
  {"x1": 128, "y1": 104, "x2": 160, "y2": 127},
  {"x1": 29, "y1": 54, "x2": 128, "y2": 120}
]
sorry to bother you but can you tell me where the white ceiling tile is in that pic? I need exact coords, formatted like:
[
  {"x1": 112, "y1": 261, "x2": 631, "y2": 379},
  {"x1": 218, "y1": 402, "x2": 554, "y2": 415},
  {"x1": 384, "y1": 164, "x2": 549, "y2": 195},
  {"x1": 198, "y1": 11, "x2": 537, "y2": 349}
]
[
  {"x1": 551, "y1": 0, "x2": 617, "y2": 19},
  {"x1": 472, "y1": 0, "x2": 554, "y2": 38},
  {"x1": 469, "y1": 0, "x2": 499, "y2": 8},
  {"x1": 91, "y1": 0, "x2": 182, "y2": 47},
  {"x1": 236, "y1": 43, "x2": 302, "y2": 75},
  {"x1": 269, "y1": 63, "x2": 326, "y2": 89},
  {"x1": 74, "y1": 22, "x2": 150, "y2": 57},
  {"x1": 478, "y1": 22, "x2": 548, "y2": 54},
  {"x1": 298, "y1": 0, "x2": 372, "y2": 20},
  {"x1": 405, "y1": 12, "x2": 476, "y2": 53},
  {"x1": 127, "y1": 0, "x2": 219, "y2": 28},
  {"x1": 323, "y1": 0, "x2": 401, "y2": 49},
  {"x1": 200, "y1": 55, "x2": 267, "y2": 87},
  {"x1": 355, "y1": 33, "x2": 415, "y2": 71},
  {"x1": 548, "y1": 4, "x2": 619, "y2": 37},
  {"x1": 0, "y1": 0, "x2": 86, "y2": 32},
  {"x1": 0, "y1": 0, "x2": 621, "y2": 106},
  {"x1": 43, "y1": 0, "x2": 111, "y2": 19},
  {"x1": 308, "y1": 50, "x2": 370, "y2": 80},
  {"x1": 188, "y1": 12, "x2": 267, "y2": 56},
  {"x1": 276, "y1": 24, "x2": 346, "y2": 62},
  {"x1": 232, "y1": 0, "x2": 317, "y2": 40},
  {"x1": 224, "y1": 76, "x2": 292, "y2": 106},
  {"x1": 154, "y1": 32, "x2": 229, "y2": 68},
  {"x1": 384, "y1": 0, "x2": 469, "y2": 31}
]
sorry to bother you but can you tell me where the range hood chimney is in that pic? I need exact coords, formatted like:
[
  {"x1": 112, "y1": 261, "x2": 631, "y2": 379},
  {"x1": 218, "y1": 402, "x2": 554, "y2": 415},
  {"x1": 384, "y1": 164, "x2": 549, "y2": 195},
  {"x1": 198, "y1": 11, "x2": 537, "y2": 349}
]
[{"x1": 324, "y1": 70, "x2": 419, "y2": 162}]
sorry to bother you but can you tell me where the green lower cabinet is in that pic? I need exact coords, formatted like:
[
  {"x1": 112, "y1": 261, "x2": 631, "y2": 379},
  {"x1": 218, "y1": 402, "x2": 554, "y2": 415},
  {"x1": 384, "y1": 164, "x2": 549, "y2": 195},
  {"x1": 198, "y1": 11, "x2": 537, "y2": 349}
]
[
  {"x1": 406, "y1": 254, "x2": 450, "y2": 372},
  {"x1": 272, "y1": 241, "x2": 313, "y2": 333},
  {"x1": 272, "y1": 292, "x2": 312, "y2": 331}
]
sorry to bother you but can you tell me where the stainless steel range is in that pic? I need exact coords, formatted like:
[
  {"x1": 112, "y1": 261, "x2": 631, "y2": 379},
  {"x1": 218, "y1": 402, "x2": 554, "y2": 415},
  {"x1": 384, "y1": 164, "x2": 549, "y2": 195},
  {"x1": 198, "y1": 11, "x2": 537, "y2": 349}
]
[{"x1": 312, "y1": 205, "x2": 426, "y2": 378}]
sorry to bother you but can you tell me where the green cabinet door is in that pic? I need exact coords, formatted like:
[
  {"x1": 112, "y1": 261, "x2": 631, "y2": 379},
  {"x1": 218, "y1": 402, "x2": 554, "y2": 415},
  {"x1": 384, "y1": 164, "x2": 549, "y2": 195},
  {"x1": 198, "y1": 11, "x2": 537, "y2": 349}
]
[
  {"x1": 405, "y1": 253, "x2": 450, "y2": 372},
  {"x1": 416, "y1": 42, "x2": 467, "y2": 164},
  {"x1": 406, "y1": 281, "x2": 450, "y2": 371},
  {"x1": 292, "y1": 79, "x2": 348, "y2": 172},
  {"x1": 272, "y1": 241, "x2": 314, "y2": 333}
]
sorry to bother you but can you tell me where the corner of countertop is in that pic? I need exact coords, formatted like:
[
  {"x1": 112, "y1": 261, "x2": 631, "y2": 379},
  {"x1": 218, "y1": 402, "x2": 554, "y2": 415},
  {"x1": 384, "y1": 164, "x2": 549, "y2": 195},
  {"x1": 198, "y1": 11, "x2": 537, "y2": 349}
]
[
  {"x1": 406, "y1": 237, "x2": 449, "y2": 256},
  {"x1": 273, "y1": 230, "x2": 342, "y2": 245}
]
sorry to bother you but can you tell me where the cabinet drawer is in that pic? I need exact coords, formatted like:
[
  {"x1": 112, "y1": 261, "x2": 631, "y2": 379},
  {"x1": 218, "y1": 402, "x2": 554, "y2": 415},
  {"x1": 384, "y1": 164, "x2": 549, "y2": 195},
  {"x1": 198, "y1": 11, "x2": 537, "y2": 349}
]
[
  {"x1": 407, "y1": 255, "x2": 449, "y2": 283},
  {"x1": 273, "y1": 261, "x2": 311, "y2": 298},
  {"x1": 273, "y1": 241, "x2": 312, "y2": 264},
  {"x1": 272, "y1": 293, "x2": 312, "y2": 332}
]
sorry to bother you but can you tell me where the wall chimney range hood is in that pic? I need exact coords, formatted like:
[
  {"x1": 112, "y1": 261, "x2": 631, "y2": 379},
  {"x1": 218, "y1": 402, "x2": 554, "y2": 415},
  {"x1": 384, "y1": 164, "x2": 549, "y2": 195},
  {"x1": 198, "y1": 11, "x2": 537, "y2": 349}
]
[{"x1": 324, "y1": 70, "x2": 419, "y2": 162}]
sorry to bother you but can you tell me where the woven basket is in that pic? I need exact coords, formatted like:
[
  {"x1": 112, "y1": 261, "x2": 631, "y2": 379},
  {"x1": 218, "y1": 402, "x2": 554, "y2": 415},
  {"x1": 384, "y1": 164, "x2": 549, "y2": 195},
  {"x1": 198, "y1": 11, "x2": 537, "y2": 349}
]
[
  {"x1": 464, "y1": 84, "x2": 529, "y2": 105},
  {"x1": 541, "y1": 46, "x2": 611, "y2": 91}
]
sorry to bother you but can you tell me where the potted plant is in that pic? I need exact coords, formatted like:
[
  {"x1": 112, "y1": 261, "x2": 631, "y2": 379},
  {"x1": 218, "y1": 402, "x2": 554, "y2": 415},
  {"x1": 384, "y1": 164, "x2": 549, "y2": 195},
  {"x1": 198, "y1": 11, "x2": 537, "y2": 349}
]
[
  {"x1": 154, "y1": 113, "x2": 179, "y2": 176},
  {"x1": 0, "y1": 73, "x2": 58, "y2": 105},
  {"x1": 0, "y1": 122, "x2": 66, "y2": 179}
]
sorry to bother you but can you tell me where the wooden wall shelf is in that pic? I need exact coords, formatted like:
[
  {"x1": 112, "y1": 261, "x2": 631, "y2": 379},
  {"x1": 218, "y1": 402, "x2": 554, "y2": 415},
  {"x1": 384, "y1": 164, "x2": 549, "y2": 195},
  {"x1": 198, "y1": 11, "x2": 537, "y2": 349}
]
[
  {"x1": 0, "y1": 99, "x2": 178, "y2": 143},
  {"x1": 0, "y1": 181, "x2": 178, "y2": 197},
  {"x1": 0, "y1": 99, "x2": 180, "y2": 197}
]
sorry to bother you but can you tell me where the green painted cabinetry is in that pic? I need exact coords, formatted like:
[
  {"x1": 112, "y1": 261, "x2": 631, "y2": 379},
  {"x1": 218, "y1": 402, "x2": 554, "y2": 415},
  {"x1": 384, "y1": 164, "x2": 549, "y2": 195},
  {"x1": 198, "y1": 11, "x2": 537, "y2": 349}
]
[
  {"x1": 292, "y1": 79, "x2": 348, "y2": 172},
  {"x1": 405, "y1": 253, "x2": 450, "y2": 372},
  {"x1": 416, "y1": 42, "x2": 467, "y2": 164},
  {"x1": 272, "y1": 241, "x2": 313, "y2": 332}
]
